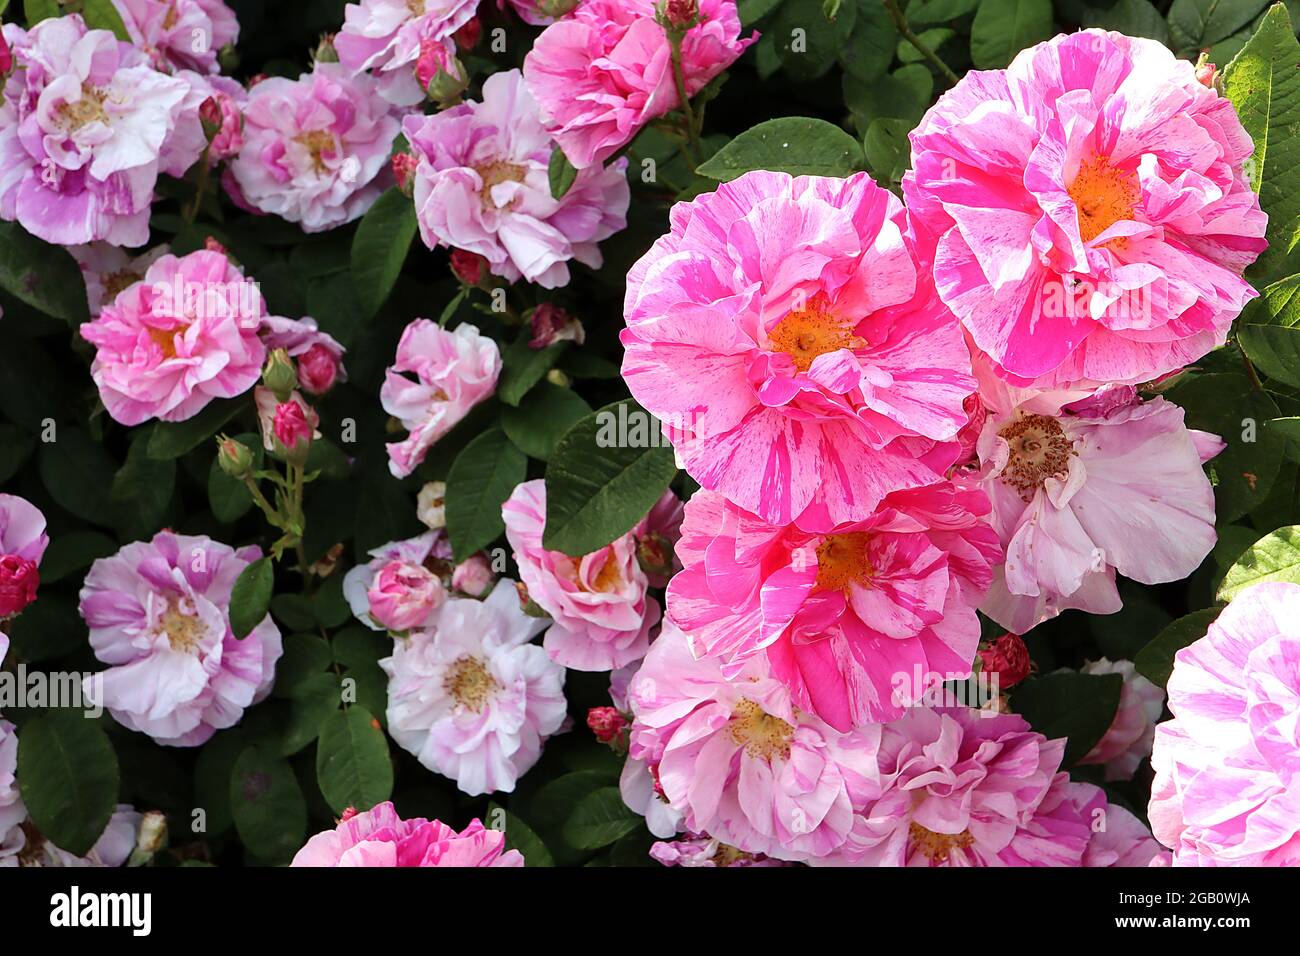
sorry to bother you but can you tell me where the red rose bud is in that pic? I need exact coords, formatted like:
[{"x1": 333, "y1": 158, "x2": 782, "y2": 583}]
[
  {"x1": 416, "y1": 38, "x2": 467, "y2": 104},
  {"x1": 273, "y1": 400, "x2": 314, "y2": 452},
  {"x1": 977, "y1": 633, "x2": 1032, "y2": 690},
  {"x1": 528, "y1": 303, "x2": 585, "y2": 349},
  {"x1": 587, "y1": 707, "x2": 629, "y2": 749},
  {"x1": 247, "y1": 73, "x2": 269, "y2": 88},
  {"x1": 199, "y1": 97, "x2": 223, "y2": 138},
  {"x1": 298, "y1": 343, "x2": 340, "y2": 396},
  {"x1": 454, "y1": 17, "x2": 482, "y2": 51},
  {"x1": 0, "y1": 554, "x2": 40, "y2": 618},
  {"x1": 450, "y1": 248, "x2": 489, "y2": 287},
  {"x1": 392, "y1": 151, "x2": 419, "y2": 197}
]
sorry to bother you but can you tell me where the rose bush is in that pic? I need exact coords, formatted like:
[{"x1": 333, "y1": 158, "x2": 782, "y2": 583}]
[{"x1": 1, "y1": 0, "x2": 1299, "y2": 869}]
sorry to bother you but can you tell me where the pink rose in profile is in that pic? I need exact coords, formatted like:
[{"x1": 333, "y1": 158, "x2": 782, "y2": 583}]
[
  {"x1": 667, "y1": 481, "x2": 1000, "y2": 729},
  {"x1": 343, "y1": 531, "x2": 454, "y2": 630},
  {"x1": 0, "y1": 17, "x2": 197, "y2": 246},
  {"x1": 335, "y1": 0, "x2": 478, "y2": 106},
  {"x1": 111, "y1": 0, "x2": 240, "y2": 74},
  {"x1": 503, "y1": 480, "x2": 683, "y2": 671},
  {"x1": 451, "y1": 553, "x2": 495, "y2": 596},
  {"x1": 70, "y1": 243, "x2": 170, "y2": 317},
  {"x1": 523, "y1": 0, "x2": 756, "y2": 168},
  {"x1": 1077, "y1": 658, "x2": 1165, "y2": 781},
  {"x1": 1149, "y1": 583, "x2": 1300, "y2": 866},
  {"x1": 227, "y1": 62, "x2": 400, "y2": 232},
  {"x1": 381, "y1": 320, "x2": 502, "y2": 478},
  {"x1": 1069, "y1": 781, "x2": 1171, "y2": 867},
  {"x1": 628, "y1": 622, "x2": 882, "y2": 863},
  {"x1": 367, "y1": 559, "x2": 446, "y2": 632},
  {"x1": 963, "y1": 363, "x2": 1220, "y2": 634},
  {"x1": 80, "y1": 249, "x2": 266, "y2": 426},
  {"x1": 402, "y1": 69, "x2": 631, "y2": 289},
  {"x1": 258, "y1": 315, "x2": 348, "y2": 395},
  {"x1": 254, "y1": 387, "x2": 321, "y2": 454},
  {"x1": 0, "y1": 495, "x2": 49, "y2": 620},
  {"x1": 197, "y1": 83, "x2": 245, "y2": 162},
  {"x1": 904, "y1": 30, "x2": 1265, "y2": 391},
  {"x1": 78, "y1": 532, "x2": 282, "y2": 747},
  {"x1": 621, "y1": 170, "x2": 977, "y2": 527},
  {"x1": 292, "y1": 803, "x2": 523, "y2": 867},
  {"x1": 381, "y1": 581, "x2": 567, "y2": 796}
]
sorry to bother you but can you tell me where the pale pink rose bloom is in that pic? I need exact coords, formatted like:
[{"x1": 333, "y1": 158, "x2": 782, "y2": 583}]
[
  {"x1": 0, "y1": 17, "x2": 198, "y2": 246},
  {"x1": 1069, "y1": 781, "x2": 1171, "y2": 867},
  {"x1": 367, "y1": 559, "x2": 447, "y2": 632},
  {"x1": 343, "y1": 531, "x2": 455, "y2": 630},
  {"x1": 112, "y1": 0, "x2": 240, "y2": 74},
  {"x1": 381, "y1": 320, "x2": 502, "y2": 478},
  {"x1": 335, "y1": 0, "x2": 478, "y2": 106},
  {"x1": 608, "y1": 659, "x2": 683, "y2": 838},
  {"x1": 523, "y1": 0, "x2": 756, "y2": 168},
  {"x1": 964, "y1": 361, "x2": 1219, "y2": 634},
  {"x1": 503, "y1": 480, "x2": 682, "y2": 671},
  {"x1": 649, "y1": 835, "x2": 790, "y2": 867},
  {"x1": 402, "y1": 69, "x2": 631, "y2": 289},
  {"x1": 80, "y1": 249, "x2": 266, "y2": 425},
  {"x1": 70, "y1": 242, "x2": 170, "y2": 317},
  {"x1": 259, "y1": 315, "x2": 348, "y2": 393},
  {"x1": 380, "y1": 581, "x2": 567, "y2": 796},
  {"x1": 451, "y1": 553, "x2": 496, "y2": 596},
  {"x1": 628, "y1": 622, "x2": 882, "y2": 863},
  {"x1": 622, "y1": 169, "x2": 977, "y2": 527},
  {"x1": 293, "y1": 802, "x2": 523, "y2": 867},
  {"x1": 1149, "y1": 582, "x2": 1300, "y2": 866},
  {"x1": 904, "y1": 29, "x2": 1266, "y2": 391},
  {"x1": 226, "y1": 62, "x2": 401, "y2": 232},
  {"x1": 78, "y1": 532, "x2": 282, "y2": 747},
  {"x1": 819, "y1": 707, "x2": 1090, "y2": 867},
  {"x1": 0, "y1": 720, "x2": 22, "y2": 839},
  {"x1": 668, "y1": 483, "x2": 1000, "y2": 730},
  {"x1": 0, "y1": 800, "x2": 141, "y2": 868},
  {"x1": 1077, "y1": 658, "x2": 1165, "y2": 781}
]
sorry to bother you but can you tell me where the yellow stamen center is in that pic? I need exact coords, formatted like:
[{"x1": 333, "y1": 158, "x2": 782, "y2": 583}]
[
  {"x1": 710, "y1": 844, "x2": 755, "y2": 867},
  {"x1": 767, "y1": 294, "x2": 864, "y2": 372},
  {"x1": 406, "y1": 0, "x2": 426, "y2": 15},
  {"x1": 729, "y1": 699, "x2": 794, "y2": 761},
  {"x1": 161, "y1": 602, "x2": 203, "y2": 653},
  {"x1": 103, "y1": 269, "x2": 143, "y2": 301},
  {"x1": 587, "y1": 555, "x2": 624, "y2": 594},
  {"x1": 1068, "y1": 157, "x2": 1139, "y2": 243},
  {"x1": 908, "y1": 821, "x2": 974, "y2": 863},
  {"x1": 148, "y1": 325, "x2": 180, "y2": 359},
  {"x1": 444, "y1": 655, "x2": 499, "y2": 712},
  {"x1": 57, "y1": 84, "x2": 108, "y2": 132},
  {"x1": 296, "y1": 130, "x2": 337, "y2": 174},
  {"x1": 475, "y1": 160, "x2": 528, "y2": 209},
  {"x1": 814, "y1": 532, "x2": 873, "y2": 594},
  {"x1": 998, "y1": 414, "x2": 1073, "y2": 502}
]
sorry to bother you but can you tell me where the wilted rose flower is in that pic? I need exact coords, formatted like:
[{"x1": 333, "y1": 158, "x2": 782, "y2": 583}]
[{"x1": 528, "y1": 304, "x2": 584, "y2": 350}]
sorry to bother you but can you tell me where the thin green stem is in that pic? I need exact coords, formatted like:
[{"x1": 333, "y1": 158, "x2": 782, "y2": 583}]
[
  {"x1": 668, "y1": 33, "x2": 702, "y2": 168},
  {"x1": 882, "y1": 0, "x2": 960, "y2": 87}
]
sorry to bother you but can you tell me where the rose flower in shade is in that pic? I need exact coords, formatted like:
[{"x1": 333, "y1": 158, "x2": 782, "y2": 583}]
[
  {"x1": 523, "y1": 0, "x2": 756, "y2": 168},
  {"x1": 367, "y1": 560, "x2": 447, "y2": 632},
  {"x1": 80, "y1": 249, "x2": 267, "y2": 426},
  {"x1": 292, "y1": 803, "x2": 523, "y2": 867},
  {"x1": 381, "y1": 581, "x2": 567, "y2": 796},
  {"x1": 401, "y1": 69, "x2": 631, "y2": 289},
  {"x1": 628, "y1": 622, "x2": 882, "y2": 863},
  {"x1": 964, "y1": 365, "x2": 1221, "y2": 634},
  {"x1": 70, "y1": 243, "x2": 170, "y2": 317},
  {"x1": 226, "y1": 62, "x2": 400, "y2": 232},
  {"x1": 78, "y1": 532, "x2": 282, "y2": 747},
  {"x1": 503, "y1": 480, "x2": 683, "y2": 671},
  {"x1": 1149, "y1": 582, "x2": 1300, "y2": 866},
  {"x1": 0, "y1": 16, "x2": 197, "y2": 246},
  {"x1": 667, "y1": 481, "x2": 1000, "y2": 729},
  {"x1": 334, "y1": 0, "x2": 478, "y2": 106},
  {"x1": 904, "y1": 29, "x2": 1266, "y2": 390},
  {"x1": 0, "y1": 495, "x2": 49, "y2": 621},
  {"x1": 380, "y1": 320, "x2": 502, "y2": 478},
  {"x1": 343, "y1": 531, "x2": 455, "y2": 631},
  {"x1": 1076, "y1": 658, "x2": 1165, "y2": 781},
  {"x1": 621, "y1": 170, "x2": 977, "y2": 527},
  {"x1": 112, "y1": 0, "x2": 240, "y2": 75}
]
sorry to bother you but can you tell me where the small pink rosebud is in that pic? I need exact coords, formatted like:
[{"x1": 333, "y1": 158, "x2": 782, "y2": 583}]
[
  {"x1": 415, "y1": 37, "x2": 467, "y2": 103},
  {"x1": 450, "y1": 249, "x2": 489, "y2": 287},
  {"x1": 452, "y1": 553, "x2": 496, "y2": 597},
  {"x1": 367, "y1": 559, "x2": 446, "y2": 631},
  {"x1": 454, "y1": 17, "x2": 482, "y2": 50},
  {"x1": 977, "y1": 633, "x2": 1033, "y2": 690},
  {"x1": 586, "y1": 706, "x2": 629, "y2": 747},
  {"x1": 663, "y1": 0, "x2": 699, "y2": 28},
  {"x1": 338, "y1": 807, "x2": 360, "y2": 823},
  {"x1": 0, "y1": 554, "x2": 40, "y2": 618},
  {"x1": 1195, "y1": 56, "x2": 1218, "y2": 89},
  {"x1": 392, "y1": 152, "x2": 419, "y2": 197},
  {"x1": 273, "y1": 400, "x2": 314, "y2": 452},
  {"x1": 297, "y1": 343, "x2": 340, "y2": 396},
  {"x1": 203, "y1": 236, "x2": 228, "y2": 256},
  {"x1": 247, "y1": 73, "x2": 269, "y2": 88},
  {"x1": 199, "y1": 93, "x2": 244, "y2": 163},
  {"x1": 528, "y1": 303, "x2": 585, "y2": 350}
]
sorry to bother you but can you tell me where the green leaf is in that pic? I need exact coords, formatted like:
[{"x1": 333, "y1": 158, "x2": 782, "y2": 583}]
[
  {"x1": 771, "y1": 0, "x2": 858, "y2": 82},
  {"x1": 1217, "y1": 524, "x2": 1300, "y2": 598},
  {"x1": 488, "y1": 805, "x2": 554, "y2": 866},
  {"x1": 6, "y1": 596, "x2": 86, "y2": 662},
  {"x1": 208, "y1": 433, "x2": 264, "y2": 523},
  {"x1": 970, "y1": 0, "x2": 1054, "y2": 69},
  {"x1": 843, "y1": 64, "x2": 934, "y2": 131},
  {"x1": 272, "y1": 634, "x2": 335, "y2": 698},
  {"x1": 351, "y1": 187, "x2": 418, "y2": 320},
  {"x1": 146, "y1": 398, "x2": 244, "y2": 459},
  {"x1": 1083, "y1": 0, "x2": 1170, "y2": 42},
  {"x1": 316, "y1": 706, "x2": 393, "y2": 815},
  {"x1": 38, "y1": 427, "x2": 116, "y2": 526},
  {"x1": 1135, "y1": 607, "x2": 1224, "y2": 687},
  {"x1": 111, "y1": 434, "x2": 177, "y2": 541},
  {"x1": 17, "y1": 711, "x2": 120, "y2": 858},
  {"x1": 548, "y1": 147, "x2": 579, "y2": 200},
  {"x1": 697, "y1": 117, "x2": 865, "y2": 181},
  {"x1": 1223, "y1": 4, "x2": 1300, "y2": 279},
  {"x1": 0, "y1": 222, "x2": 90, "y2": 326},
  {"x1": 562, "y1": 787, "x2": 642, "y2": 850},
  {"x1": 905, "y1": 0, "x2": 980, "y2": 24},
  {"x1": 193, "y1": 730, "x2": 248, "y2": 836},
  {"x1": 39, "y1": 530, "x2": 118, "y2": 585},
  {"x1": 498, "y1": 334, "x2": 568, "y2": 406},
  {"x1": 230, "y1": 745, "x2": 306, "y2": 865},
  {"x1": 840, "y1": 0, "x2": 896, "y2": 82},
  {"x1": 501, "y1": 382, "x2": 592, "y2": 461},
  {"x1": 739, "y1": 0, "x2": 784, "y2": 22},
  {"x1": 863, "y1": 117, "x2": 912, "y2": 190},
  {"x1": 1238, "y1": 273, "x2": 1300, "y2": 387},
  {"x1": 0, "y1": 424, "x2": 36, "y2": 485},
  {"x1": 543, "y1": 399, "x2": 679, "y2": 556},
  {"x1": 22, "y1": 1, "x2": 60, "y2": 28},
  {"x1": 276, "y1": 672, "x2": 342, "y2": 756},
  {"x1": 897, "y1": 28, "x2": 954, "y2": 65},
  {"x1": 445, "y1": 427, "x2": 528, "y2": 561},
  {"x1": 229, "y1": 557, "x2": 274, "y2": 640},
  {"x1": 1170, "y1": 0, "x2": 1269, "y2": 56},
  {"x1": 81, "y1": 0, "x2": 133, "y2": 41},
  {"x1": 1011, "y1": 671, "x2": 1124, "y2": 767}
]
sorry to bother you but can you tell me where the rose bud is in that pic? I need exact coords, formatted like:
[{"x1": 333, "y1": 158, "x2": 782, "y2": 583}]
[
  {"x1": 0, "y1": 554, "x2": 40, "y2": 619},
  {"x1": 392, "y1": 152, "x2": 419, "y2": 197},
  {"x1": 298, "y1": 342, "x2": 341, "y2": 396},
  {"x1": 452, "y1": 553, "x2": 496, "y2": 597},
  {"x1": 216, "y1": 434, "x2": 255, "y2": 479},
  {"x1": 587, "y1": 706, "x2": 629, "y2": 749},
  {"x1": 977, "y1": 633, "x2": 1033, "y2": 690},
  {"x1": 528, "y1": 303, "x2": 585, "y2": 350},
  {"x1": 450, "y1": 249, "x2": 489, "y2": 287},
  {"x1": 367, "y1": 560, "x2": 446, "y2": 631}
]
